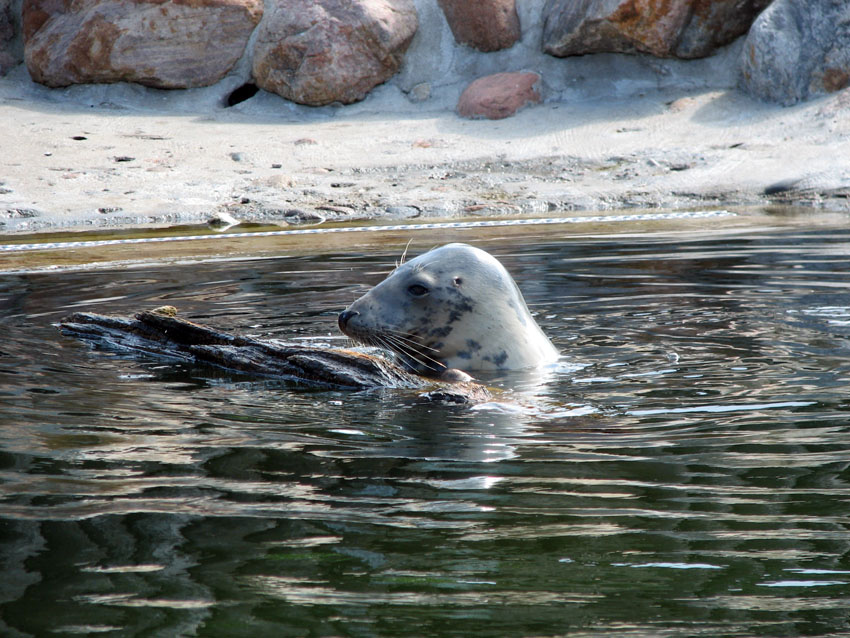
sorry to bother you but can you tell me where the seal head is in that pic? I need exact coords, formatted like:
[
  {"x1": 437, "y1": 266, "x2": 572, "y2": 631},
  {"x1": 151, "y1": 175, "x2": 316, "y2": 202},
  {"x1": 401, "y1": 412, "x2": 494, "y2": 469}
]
[{"x1": 338, "y1": 243, "x2": 559, "y2": 375}]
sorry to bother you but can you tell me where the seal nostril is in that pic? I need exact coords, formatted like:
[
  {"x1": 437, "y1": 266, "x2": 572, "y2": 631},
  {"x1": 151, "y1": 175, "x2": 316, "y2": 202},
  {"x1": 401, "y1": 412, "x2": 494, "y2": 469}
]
[{"x1": 338, "y1": 309, "x2": 359, "y2": 330}]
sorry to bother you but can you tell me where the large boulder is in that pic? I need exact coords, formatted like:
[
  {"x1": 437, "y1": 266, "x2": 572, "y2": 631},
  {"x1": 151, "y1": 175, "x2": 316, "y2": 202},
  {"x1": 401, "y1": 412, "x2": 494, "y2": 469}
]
[
  {"x1": 437, "y1": 0, "x2": 521, "y2": 52},
  {"x1": 252, "y1": 0, "x2": 418, "y2": 106},
  {"x1": 0, "y1": 0, "x2": 21, "y2": 75},
  {"x1": 543, "y1": 0, "x2": 771, "y2": 59},
  {"x1": 740, "y1": 0, "x2": 850, "y2": 105},
  {"x1": 22, "y1": 0, "x2": 262, "y2": 89},
  {"x1": 676, "y1": 0, "x2": 772, "y2": 58},
  {"x1": 457, "y1": 71, "x2": 541, "y2": 120}
]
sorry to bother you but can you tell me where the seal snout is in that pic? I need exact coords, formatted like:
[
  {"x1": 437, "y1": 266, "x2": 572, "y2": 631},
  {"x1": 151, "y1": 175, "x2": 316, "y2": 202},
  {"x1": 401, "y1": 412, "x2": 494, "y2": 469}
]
[{"x1": 338, "y1": 308, "x2": 360, "y2": 333}]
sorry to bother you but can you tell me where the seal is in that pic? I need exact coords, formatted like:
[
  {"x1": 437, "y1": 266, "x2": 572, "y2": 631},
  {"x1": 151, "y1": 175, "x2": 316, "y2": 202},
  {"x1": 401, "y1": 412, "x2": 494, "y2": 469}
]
[{"x1": 338, "y1": 243, "x2": 559, "y2": 376}]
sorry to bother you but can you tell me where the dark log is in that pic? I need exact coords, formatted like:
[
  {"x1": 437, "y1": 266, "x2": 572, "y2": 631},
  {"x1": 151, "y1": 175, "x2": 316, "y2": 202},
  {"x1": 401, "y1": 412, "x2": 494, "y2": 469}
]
[{"x1": 57, "y1": 309, "x2": 491, "y2": 404}]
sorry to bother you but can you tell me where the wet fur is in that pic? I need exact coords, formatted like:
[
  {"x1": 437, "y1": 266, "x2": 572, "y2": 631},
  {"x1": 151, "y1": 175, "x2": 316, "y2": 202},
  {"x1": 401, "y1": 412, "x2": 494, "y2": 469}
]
[{"x1": 339, "y1": 243, "x2": 559, "y2": 374}]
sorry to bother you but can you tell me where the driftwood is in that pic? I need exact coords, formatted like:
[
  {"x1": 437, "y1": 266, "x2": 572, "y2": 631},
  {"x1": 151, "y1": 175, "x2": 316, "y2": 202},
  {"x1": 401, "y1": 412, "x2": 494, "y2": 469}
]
[{"x1": 57, "y1": 308, "x2": 491, "y2": 404}]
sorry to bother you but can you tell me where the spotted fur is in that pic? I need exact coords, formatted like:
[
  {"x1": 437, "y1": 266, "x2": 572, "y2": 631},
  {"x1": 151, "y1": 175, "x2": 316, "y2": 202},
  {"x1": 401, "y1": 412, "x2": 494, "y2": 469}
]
[{"x1": 338, "y1": 243, "x2": 559, "y2": 374}]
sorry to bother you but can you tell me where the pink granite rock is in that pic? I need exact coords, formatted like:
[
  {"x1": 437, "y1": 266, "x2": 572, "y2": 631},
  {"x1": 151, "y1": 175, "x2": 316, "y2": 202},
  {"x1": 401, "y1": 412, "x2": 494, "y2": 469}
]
[
  {"x1": 252, "y1": 0, "x2": 418, "y2": 106},
  {"x1": 22, "y1": 0, "x2": 262, "y2": 88},
  {"x1": 676, "y1": 0, "x2": 771, "y2": 58},
  {"x1": 457, "y1": 71, "x2": 541, "y2": 120},
  {"x1": 437, "y1": 0, "x2": 521, "y2": 52},
  {"x1": 543, "y1": 0, "x2": 771, "y2": 59}
]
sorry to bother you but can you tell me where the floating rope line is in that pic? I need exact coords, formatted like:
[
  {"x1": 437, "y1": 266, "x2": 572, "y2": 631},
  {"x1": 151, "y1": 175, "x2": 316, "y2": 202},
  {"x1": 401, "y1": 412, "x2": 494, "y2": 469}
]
[{"x1": 0, "y1": 210, "x2": 735, "y2": 253}]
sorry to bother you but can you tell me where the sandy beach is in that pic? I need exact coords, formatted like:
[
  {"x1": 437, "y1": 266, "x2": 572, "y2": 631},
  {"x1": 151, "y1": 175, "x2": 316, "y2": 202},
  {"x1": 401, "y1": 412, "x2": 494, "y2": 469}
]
[{"x1": 2, "y1": 63, "x2": 850, "y2": 236}]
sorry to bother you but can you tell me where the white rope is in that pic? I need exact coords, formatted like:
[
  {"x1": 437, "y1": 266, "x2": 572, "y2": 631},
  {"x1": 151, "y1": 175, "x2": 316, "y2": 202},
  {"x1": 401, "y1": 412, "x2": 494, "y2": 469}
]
[{"x1": 0, "y1": 210, "x2": 735, "y2": 253}]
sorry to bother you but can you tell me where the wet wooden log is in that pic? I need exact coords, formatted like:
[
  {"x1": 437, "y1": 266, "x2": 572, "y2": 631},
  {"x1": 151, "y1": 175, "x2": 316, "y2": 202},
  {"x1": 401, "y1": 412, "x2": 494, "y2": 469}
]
[{"x1": 57, "y1": 309, "x2": 491, "y2": 404}]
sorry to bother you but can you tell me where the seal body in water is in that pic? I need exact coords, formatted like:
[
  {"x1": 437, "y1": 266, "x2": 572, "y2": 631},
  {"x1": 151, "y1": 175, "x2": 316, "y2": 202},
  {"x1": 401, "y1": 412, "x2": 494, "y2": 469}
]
[{"x1": 338, "y1": 243, "x2": 559, "y2": 376}]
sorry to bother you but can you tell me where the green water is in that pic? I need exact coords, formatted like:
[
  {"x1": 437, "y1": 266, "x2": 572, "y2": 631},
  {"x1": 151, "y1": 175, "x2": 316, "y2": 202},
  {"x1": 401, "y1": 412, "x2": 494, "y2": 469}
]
[{"x1": 1, "y1": 220, "x2": 849, "y2": 637}]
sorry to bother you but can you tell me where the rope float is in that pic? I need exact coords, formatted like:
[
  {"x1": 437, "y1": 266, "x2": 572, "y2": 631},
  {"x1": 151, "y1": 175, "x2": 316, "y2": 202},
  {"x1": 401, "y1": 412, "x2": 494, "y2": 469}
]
[{"x1": 0, "y1": 210, "x2": 735, "y2": 253}]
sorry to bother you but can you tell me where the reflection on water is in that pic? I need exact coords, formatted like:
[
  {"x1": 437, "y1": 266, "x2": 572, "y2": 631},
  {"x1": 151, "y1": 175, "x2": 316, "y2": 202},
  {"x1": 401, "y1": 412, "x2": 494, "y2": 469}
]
[{"x1": 2, "y1": 221, "x2": 850, "y2": 637}]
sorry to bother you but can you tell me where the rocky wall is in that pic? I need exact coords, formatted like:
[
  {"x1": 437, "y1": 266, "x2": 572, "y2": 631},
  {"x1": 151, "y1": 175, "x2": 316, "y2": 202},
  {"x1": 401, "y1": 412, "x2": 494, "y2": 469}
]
[{"x1": 2, "y1": 0, "x2": 849, "y2": 116}]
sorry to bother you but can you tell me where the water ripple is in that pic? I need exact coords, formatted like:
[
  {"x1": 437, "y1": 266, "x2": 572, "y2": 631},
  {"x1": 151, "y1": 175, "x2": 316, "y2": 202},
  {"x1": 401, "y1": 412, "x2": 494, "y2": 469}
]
[{"x1": 2, "y1": 221, "x2": 850, "y2": 637}]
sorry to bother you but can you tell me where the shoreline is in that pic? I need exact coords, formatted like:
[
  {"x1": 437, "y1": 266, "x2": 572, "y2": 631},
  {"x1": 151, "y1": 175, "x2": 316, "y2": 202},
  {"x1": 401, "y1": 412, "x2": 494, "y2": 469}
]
[
  {"x1": 2, "y1": 70, "x2": 850, "y2": 236},
  {"x1": 4, "y1": 207, "x2": 849, "y2": 275}
]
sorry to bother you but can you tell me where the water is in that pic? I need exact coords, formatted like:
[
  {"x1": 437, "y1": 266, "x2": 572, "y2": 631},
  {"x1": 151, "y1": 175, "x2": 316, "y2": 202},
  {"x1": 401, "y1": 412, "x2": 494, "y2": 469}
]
[{"x1": 2, "y1": 218, "x2": 850, "y2": 637}]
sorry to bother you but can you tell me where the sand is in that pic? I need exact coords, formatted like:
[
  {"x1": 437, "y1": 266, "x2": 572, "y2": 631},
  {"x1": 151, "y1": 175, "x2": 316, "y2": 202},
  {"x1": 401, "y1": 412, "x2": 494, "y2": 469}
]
[{"x1": 2, "y1": 64, "x2": 850, "y2": 236}]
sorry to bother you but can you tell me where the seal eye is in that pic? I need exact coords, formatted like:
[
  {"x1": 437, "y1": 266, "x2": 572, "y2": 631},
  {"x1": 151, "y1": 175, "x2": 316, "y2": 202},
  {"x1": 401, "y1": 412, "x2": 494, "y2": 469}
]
[
  {"x1": 453, "y1": 277, "x2": 463, "y2": 286},
  {"x1": 407, "y1": 284, "x2": 429, "y2": 297}
]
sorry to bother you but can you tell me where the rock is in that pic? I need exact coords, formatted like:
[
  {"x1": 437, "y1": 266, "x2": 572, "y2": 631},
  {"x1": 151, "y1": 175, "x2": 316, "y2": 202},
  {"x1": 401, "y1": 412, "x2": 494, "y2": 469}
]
[
  {"x1": 2, "y1": 207, "x2": 40, "y2": 219},
  {"x1": 457, "y1": 71, "x2": 541, "y2": 120},
  {"x1": 252, "y1": 0, "x2": 418, "y2": 106},
  {"x1": 0, "y1": 2, "x2": 14, "y2": 44},
  {"x1": 437, "y1": 0, "x2": 521, "y2": 52},
  {"x1": 740, "y1": 0, "x2": 850, "y2": 105},
  {"x1": 407, "y1": 82, "x2": 431, "y2": 102},
  {"x1": 0, "y1": 0, "x2": 21, "y2": 75},
  {"x1": 22, "y1": 0, "x2": 262, "y2": 88},
  {"x1": 207, "y1": 211, "x2": 240, "y2": 230},
  {"x1": 543, "y1": 0, "x2": 770, "y2": 59},
  {"x1": 676, "y1": 0, "x2": 772, "y2": 58},
  {"x1": 384, "y1": 205, "x2": 420, "y2": 218},
  {"x1": 284, "y1": 208, "x2": 326, "y2": 224}
]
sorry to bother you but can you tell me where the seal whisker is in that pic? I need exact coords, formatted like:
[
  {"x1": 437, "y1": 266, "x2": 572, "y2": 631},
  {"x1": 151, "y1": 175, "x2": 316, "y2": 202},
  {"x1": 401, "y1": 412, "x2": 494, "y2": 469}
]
[
  {"x1": 381, "y1": 335, "x2": 444, "y2": 371},
  {"x1": 380, "y1": 333, "x2": 446, "y2": 372},
  {"x1": 396, "y1": 239, "x2": 413, "y2": 269},
  {"x1": 381, "y1": 329, "x2": 442, "y2": 353},
  {"x1": 361, "y1": 334, "x2": 416, "y2": 369},
  {"x1": 371, "y1": 334, "x2": 425, "y2": 371}
]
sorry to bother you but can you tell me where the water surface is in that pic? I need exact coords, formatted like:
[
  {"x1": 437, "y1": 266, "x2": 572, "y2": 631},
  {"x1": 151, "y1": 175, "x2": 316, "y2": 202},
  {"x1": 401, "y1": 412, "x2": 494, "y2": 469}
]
[{"x1": 2, "y1": 217, "x2": 850, "y2": 637}]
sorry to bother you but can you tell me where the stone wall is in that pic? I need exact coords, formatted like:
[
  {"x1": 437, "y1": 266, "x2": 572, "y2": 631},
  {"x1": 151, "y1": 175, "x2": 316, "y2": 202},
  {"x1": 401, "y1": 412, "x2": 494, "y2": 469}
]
[{"x1": 2, "y1": 0, "x2": 848, "y2": 116}]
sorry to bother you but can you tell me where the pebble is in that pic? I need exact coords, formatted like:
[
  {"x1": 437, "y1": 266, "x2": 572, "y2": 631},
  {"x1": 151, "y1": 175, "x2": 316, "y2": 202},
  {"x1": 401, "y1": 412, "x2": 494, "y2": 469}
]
[
  {"x1": 207, "y1": 211, "x2": 240, "y2": 229},
  {"x1": 284, "y1": 208, "x2": 326, "y2": 224},
  {"x1": 4, "y1": 208, "x2": 40, "y2": 218},
  {"x1": 408, "y1": 82, "x2": 431, "y2": 103}
]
